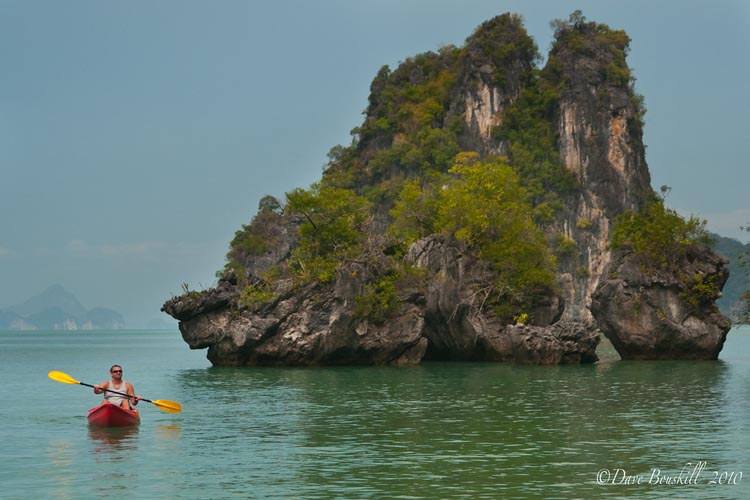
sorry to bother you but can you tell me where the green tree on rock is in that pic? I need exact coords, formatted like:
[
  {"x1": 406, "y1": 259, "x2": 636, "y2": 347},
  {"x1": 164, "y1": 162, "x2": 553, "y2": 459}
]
[
  {"x1": 611, "y1": 186, "x2": 712, "y2": 272},
  {"x1": 391, "y1": 153, "x2": 556, "y2": 319},
  {"x1": 285, "y1": 183, "x2": 371, "y2": 283}
]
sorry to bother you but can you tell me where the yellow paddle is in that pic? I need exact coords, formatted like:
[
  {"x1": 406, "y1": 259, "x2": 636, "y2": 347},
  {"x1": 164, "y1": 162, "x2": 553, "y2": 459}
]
[{"x1": 48, "y1": 370, "x2": 182, "y2": 414}]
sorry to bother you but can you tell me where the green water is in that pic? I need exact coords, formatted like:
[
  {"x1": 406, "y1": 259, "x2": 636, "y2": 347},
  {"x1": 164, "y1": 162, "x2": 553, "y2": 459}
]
[{"x1": 1, "y1": 328, "x2": 749, "y2": 499}]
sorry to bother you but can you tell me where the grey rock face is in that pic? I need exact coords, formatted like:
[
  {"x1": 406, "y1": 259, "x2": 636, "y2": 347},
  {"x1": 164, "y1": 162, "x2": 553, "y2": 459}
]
[
  {"x1": 590, "y1": 249, "x2": 732, "y2": 360},
  {"x1": 504, "y1": 322, "x2": 600, "y2": 364},
  {"x1": 406, "y1": 236, "x2": 575, "y2": 362},
  {"x1": 164, "y1": 269, "x2": 428, "y2": 367},
  {"x1": 163, "y1": 235, "x2": 599, "y2": 366}
]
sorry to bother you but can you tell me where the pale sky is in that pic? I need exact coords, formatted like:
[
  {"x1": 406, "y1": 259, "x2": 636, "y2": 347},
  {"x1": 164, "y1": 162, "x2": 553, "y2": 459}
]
[{"x1": 2, "y1": 0, "x2": 748, "y2": 327}]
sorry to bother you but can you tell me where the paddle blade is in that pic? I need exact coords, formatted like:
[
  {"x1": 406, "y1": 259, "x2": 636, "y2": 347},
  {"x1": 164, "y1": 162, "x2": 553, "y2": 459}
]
[
  {"x1": 151, "y1": 399, "x2": 182, "y2": 414},
  {"x1": 48, "y1": 370, "x2": 80, "y2": 385}
]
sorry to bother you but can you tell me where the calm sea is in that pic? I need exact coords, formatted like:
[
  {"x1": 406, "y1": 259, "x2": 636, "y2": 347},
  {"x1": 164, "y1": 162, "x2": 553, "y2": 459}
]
[{"x1": 1, "y1": 327, "x2": 749, "y2": 499}]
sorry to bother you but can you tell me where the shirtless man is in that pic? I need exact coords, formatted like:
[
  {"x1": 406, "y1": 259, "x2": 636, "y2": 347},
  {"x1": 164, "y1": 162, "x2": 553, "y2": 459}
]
[{"x1": 93, "y1": 365, "x2": 141, "y2": 410}]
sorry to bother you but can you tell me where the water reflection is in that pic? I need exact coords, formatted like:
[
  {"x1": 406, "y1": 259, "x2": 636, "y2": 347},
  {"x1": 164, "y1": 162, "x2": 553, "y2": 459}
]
[
  {"x1": 46, "y1": 440, "x2": 75, "y2": 499},
  {"x1": 87, "y1": 426, "x2": 140, "y2": 497},
  {"x1": 88, "y1": 425, "x2": 139, "y2": 455},
  {"x1": 155, "y1": 423, "x2": 182, "y2": 440},
  {"x1": 171, "y1": 351, "x2": 748, "y2": 498}
]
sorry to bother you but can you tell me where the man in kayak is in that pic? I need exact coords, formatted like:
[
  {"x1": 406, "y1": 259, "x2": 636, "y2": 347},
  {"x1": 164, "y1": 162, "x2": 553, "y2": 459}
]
[{"x1": 93, "y1": 365, "x2": 141, "y2": 410}]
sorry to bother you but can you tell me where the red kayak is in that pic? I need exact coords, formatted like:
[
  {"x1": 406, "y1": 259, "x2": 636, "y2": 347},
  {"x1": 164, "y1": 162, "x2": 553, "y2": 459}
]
[{"x1": 87, "y1": 403, "x2": 140, "y2": 427}]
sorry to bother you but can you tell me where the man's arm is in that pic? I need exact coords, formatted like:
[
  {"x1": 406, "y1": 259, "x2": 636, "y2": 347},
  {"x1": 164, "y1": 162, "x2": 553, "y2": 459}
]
[{"x1": 126, "y1": 382, "x2": 139, "y2": 406}]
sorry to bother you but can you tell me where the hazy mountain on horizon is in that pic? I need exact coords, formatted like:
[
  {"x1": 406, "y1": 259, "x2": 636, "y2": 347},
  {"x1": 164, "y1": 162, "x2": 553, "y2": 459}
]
[
  {"x1": 713, "y1": 233, "x2": 750, "y2": 319},
  {"x1": 0, "y1": 284, "x2": 125, "y2": 330},
  {"x1": 11, "y1": 284, "x2": 87, "y2": 318}
]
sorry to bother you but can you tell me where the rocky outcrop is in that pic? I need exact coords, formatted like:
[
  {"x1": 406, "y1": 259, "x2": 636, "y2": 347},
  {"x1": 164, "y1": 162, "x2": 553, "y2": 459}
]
[
  {"x1": 164, "y1": 281, "x2": 428, "y2": 367},
  {"x1": 405, "y1": 236, "x2": 568, "y2": 361},
  {"x1": 162, "y1": 12, "x2": 731, "y2": 366},
  {"x1": 590, "y1": 248, "x2": 732, "y2": 359},
  {"x1": 547, "y1": 18, "x2": 651, "y2": 322},
  {"x1": 163, "y1": 235, "x2": 600, "y2": 366},
  {"x1": 504, "y1": 322, "x2": 600, "y2": 364},
  {"x1": 452, "y1": 14, "x2": 536, "y2": 157}
]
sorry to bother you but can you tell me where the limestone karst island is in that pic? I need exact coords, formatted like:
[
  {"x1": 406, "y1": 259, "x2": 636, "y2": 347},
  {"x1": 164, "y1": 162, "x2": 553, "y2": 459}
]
[{"x1": 162, "y1": 12, "x2": 733, "y2": 366}]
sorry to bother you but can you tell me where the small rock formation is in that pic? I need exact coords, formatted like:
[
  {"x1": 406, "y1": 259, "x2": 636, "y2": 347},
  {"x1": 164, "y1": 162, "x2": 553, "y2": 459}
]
[
  {"x1": 504, "y1": 322, "x2": 600, "y2": 364},
  {"x1": 164, "y1": 267, "x2": 429, "y2": 366},
  {"x1": 591, "y1": 248, "x2": 732, "y2": 359}
]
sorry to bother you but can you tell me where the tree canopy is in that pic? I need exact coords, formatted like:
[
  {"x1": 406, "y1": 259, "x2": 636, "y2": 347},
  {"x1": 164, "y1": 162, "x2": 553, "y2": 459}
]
[
  {"x1": 391, "y1": 153, "x2": 556, "y2": 319},
  {"x1": 611, "y1": 186, "x2": 712, "y2": 272}
]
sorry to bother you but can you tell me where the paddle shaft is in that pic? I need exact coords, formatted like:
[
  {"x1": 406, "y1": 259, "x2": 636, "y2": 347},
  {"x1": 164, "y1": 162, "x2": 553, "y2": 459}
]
[{"x1": 80, "y1": 381, "x2": 153, "y2": 404}]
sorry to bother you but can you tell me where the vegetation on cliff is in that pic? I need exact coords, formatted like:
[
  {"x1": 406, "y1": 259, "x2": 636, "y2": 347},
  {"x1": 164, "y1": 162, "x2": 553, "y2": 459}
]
[
  {"x1": 322, "y1": 13, "x2": 549, "y2": 207},
  {"x1": 610, "y1": 186, "x2": 723, "y2": 315},
  {"x1": 285, "y1": 184, "x2": 372, "y2": 283},
  {"x1": 610, "y1": 186, "x2": 712, "y2": 272},
  {"x1": 390, "y1": 152, "x2": 556, "y2": 318}
]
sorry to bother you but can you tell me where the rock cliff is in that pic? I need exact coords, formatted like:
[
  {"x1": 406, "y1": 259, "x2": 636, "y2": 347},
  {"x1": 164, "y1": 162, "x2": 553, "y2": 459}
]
[
  {"x1": 591, "y1": 248, "x2": 731, "y2": 360},
  {"x1": 162, "y1": 12, "x2": 730, "y2": 365}
]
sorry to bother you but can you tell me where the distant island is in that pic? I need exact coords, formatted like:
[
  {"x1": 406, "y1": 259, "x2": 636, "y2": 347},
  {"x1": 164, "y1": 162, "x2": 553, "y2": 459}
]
[
  {"x1": 0, "y1": 284, "x2": 125, "y2": 330},
  {"x1": 713, "y1": 234, "x2": 750, "y2": 320}
]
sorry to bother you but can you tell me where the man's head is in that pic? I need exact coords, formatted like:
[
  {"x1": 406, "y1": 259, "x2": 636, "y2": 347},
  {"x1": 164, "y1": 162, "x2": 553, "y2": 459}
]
[{"x1": 110, "y1": 365, "x2": 123, "y2": 378}]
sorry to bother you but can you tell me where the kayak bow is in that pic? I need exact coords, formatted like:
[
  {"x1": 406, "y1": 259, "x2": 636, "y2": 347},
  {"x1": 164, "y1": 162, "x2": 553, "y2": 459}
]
[{"x1": 87, "y1": 403, "x2": 140, "y2": 427}]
